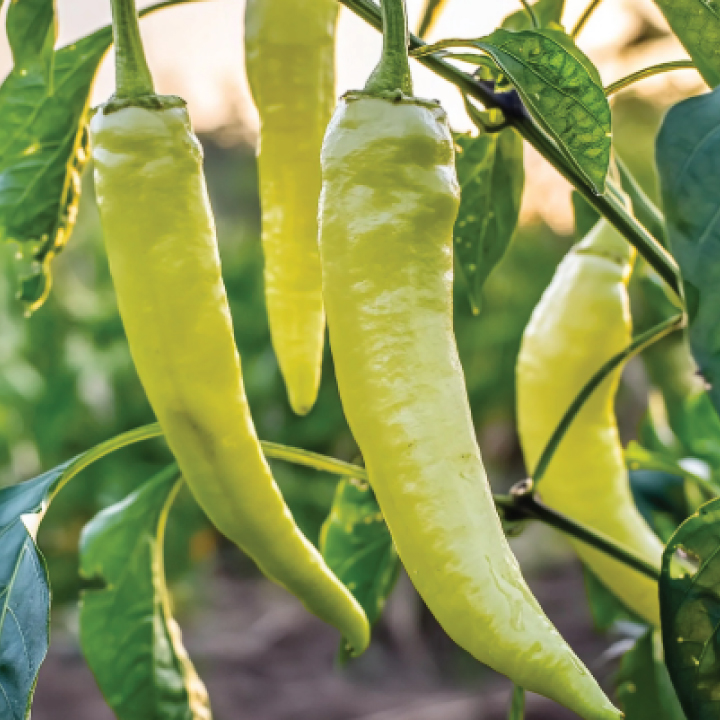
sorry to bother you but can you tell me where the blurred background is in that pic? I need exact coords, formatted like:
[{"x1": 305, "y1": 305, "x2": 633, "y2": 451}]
[{"x1": 0, "y1": 0, "x2": 706, "y2": 717}]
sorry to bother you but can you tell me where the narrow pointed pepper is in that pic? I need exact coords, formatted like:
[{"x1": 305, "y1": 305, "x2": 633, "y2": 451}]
[
  {"x1": 317, "y1": 0, "x2": 623, "y2": 714},
  {"x1": 244, "y1": 0, "x2": 337, "y2": 415},
  {"x1": 517, "y1": 220, "x2": 664, "y2": 626},
  {"x1": 90, "y1": 0, "x2": 369, "y2": 654}
]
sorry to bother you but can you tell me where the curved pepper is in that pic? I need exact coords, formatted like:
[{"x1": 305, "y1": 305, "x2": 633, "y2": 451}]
[
  {"x1": 317, "y1": 0, "x2": 624, "y2": 713},
  {"x1": 90, "y1": 0, "x2": 369, "y2": 654},
  {"x1": 517, "y1": 220, "x2": 664, "y2": 626}
]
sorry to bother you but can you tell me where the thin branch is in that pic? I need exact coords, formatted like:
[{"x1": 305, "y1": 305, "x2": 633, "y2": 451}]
[
  {"x1": 520, "y1": 0, "x2": 539, "y2": 29},
  {"x1": 605, "y1": 60, "x2": 696, "y2": 97},
  {"x1": 571, "y1": 0, "x2": 603, "y2": 38},
  {"x1": 532, "y1": 313, "x2": 685, "y2": 485},
  {"x1": 496, "y1": 491, "x2": 661, "y2": 580}
]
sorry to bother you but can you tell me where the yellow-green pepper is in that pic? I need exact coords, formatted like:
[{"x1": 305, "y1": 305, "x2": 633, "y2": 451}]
[
  {"x1": 90, "y1": 0, "x2": 370, "y2": 654},
  {"x1": 318, "y1": 0, "x2": 623, "y2": 714},
  {"x1": 517, "y1": 220, "x2": 664, "y2": 626},
  {"x1": 244, "y1": 0, "x2": 337, "y2": 415}
]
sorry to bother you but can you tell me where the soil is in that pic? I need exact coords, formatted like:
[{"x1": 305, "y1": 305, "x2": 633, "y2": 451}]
[{"x1": 33, "y1": 558, "x2": 621, "y2": 720}]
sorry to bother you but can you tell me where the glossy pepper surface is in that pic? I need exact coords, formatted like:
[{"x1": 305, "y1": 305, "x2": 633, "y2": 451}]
[
  {"x1": 90, "y1": 1, "x2": 369, "y2": 652},
  {"x1": 244, "y1": 0, "x2": 337, "y2": 415},
  {"x1": 317, "y1": 0, "x2": 623, "y2": 713},
  {"x1": 517, "y1": 220, "x2": 664, "y2": 626}
]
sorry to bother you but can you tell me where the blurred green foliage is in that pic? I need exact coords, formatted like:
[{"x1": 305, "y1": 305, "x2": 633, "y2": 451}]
[{"x1": 0, "y1": 128, "x2": 569, "y2": 603}]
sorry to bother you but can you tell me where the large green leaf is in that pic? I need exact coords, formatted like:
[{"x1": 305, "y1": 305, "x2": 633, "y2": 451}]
[
  {"x1": 0, "y1": 424, "x2": 171, "y2": 720},
  {"x1": 656, "y1": 87, "x2": 720, "y2": 423},
  {"x1": 79, "y1": 466, "x2": 211, "y2": 720},
  {"x1": 0, "y1": 0, "x2": 198, "y2": 312},
  {"x1": 616, "y1": 629, "x2": 686, "y2": 720},
  {"x1": 660, "y1": 496, "x2": 720, "y2": 720},
  {"x1": 501, "y1": 0, "x2": 565, "y2": 31},
  {"x1": 0, "y1": 460, "x2": 72, "y2": 720},
  {"x1": 453, "y1": 128, "x2": 524, "y2": 314},
  {"x1": 421, "y1": 28, "x2": 610, "y2": 192},
  {"x1": 651, "y1": 0, "x2": 720, "y2": 89},
  {"x1": 320, "y1": 477, "x2": 400, "y2": 657}
]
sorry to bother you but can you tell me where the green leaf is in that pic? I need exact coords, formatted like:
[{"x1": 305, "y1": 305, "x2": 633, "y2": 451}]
[
  {"x1": 320, "y1": 477, "x2": 400, "y2": 655},
  {"x1": 660, "y1": 496, "x2": 720, "y2": 720},
  {"x1": 472, "y1": 28, "x2": 610, "y2": 192},
  {"x1": 651, "y1": 0, "x2": 720, "y2": 89},
  {"x1": 0, "y1": 29, "x2": 106, "y2": 311},
  {"x1": 0, "y1": 0, "x2": 199, "y2": 312},
  {"x1": 0, "y1": 460, "x2": 72, "y2": 720},
  {"x1": 501, "y1": 0, "x2": 565, "y2": 31},
  {"x1": 656, "y1": 86, "x2": 720, "y2": 424},
  {"x1": 616, "y1": 629, "x2": 686, "y2": 720},
  {"x1": 508, "y1": 685, "x2": 525, "y2": 720},
  {"x1": 79, "y1": 466, "x2": 211, "y2": 720},
  {"x1": 5, "y1": 0, "x2": 56, "y2": 83},
  {"x1": 583, "y1": 568, "x2": 645, "y2": 631},
  {"x1": 453, "y1": 129, "x2": 524, "y2": 315}
]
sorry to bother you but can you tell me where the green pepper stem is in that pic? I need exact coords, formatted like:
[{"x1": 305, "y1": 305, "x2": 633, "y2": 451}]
[
  {"x1": 364, "y1": 0, "x2": 413, "y2": 94},
  {"x1": 109, "y1": 0, "x2": 155, "y2": 98}
]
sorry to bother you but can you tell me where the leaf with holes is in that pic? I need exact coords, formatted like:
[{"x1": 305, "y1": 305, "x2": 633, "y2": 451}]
[
  {"x1": 660, "y1": 496, "x2": 720, "y2": 720},
  {"x1": 417, "y1": 28, "x2": 609, "y2": 192},
  {"x1": 656, "y1": 86, "x2": 720, "y2": 423},
  {"x1": 453, "y1": 130, "x2": 524, "y2": 314},
  {"x1": 79, "y1": 466, "x2": 211, "y2": 720},
  {"x1": 651, "y1": 0, "x2": 720, "y2": 89},
  {"x1": 0, "y1": 0, "x2": 198, "y2": 312},
  {"x1": 501, "y1": 0, "x2": 565, "y2": 31},
  {"x1": 616, "y1": 629, "x2": 686, "y2": 720},
  {"x1": 320, "y1": 477, "x2": 400, "y2": 658},
  {"x1": 0, "y1": 459, "x2": 74, "y2": 720}
]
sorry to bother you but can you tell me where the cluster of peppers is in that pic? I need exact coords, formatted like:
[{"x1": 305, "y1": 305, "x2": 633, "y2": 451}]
[{"x1": 90, "y1": 0, "x2": 665, "y2": 716}]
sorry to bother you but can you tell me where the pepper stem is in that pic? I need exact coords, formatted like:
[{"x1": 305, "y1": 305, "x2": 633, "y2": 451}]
[
  {"x1": 109, "y1": 0, "x2": 155, "y2": 98},
  {"x1": 364, "y1": 0, "x2": 413, "y2": 95}
]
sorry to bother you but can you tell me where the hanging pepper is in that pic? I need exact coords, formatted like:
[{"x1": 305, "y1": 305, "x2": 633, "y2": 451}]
[
  {"x1": 517, "y1": 220, "x2": 664, "y2": 626},
  {"x1": 90, "y1": 0, "x2": 369, "y2": 655},
  {"x1": 317, "y1": 0, "x2": 623, "y2": 715},
  {"x1": 244, "y1": 0, "x2": 337, "y2": 415}
]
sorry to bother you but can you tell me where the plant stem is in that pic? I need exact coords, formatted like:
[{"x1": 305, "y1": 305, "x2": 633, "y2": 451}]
[
  {"x1": 49, "y1": 421, "x2": 662, "y2": 584},
  {"x1": 110, "y1": 0, "x2": 155, "y2": 98},
  {"x1": 365, "y1": 0, "x2": 413, "y2": 94},
  {"x1": 605, "y1": 60, "x2": 696, "y2": 97},
  {"x1": 532, "y1": 313, "x2": 685, "y2": 485},
  {"x1": 338, "y1": 0, "x2": 683, "y2": 298},
  {"x1": 571, "y1": 0, "x2": 603, "y2": 38},
  {"x1": 417, "y1": 0, "x2": 448, "y2": 38},
  {"x1": 520, "y1": 0, "x2": 539, "y2": 29},
  {"x1": 496, "y1": 492, "x2": 661, "y2": 580},
  {"x1": 615, "y1": 156, "x2": 667, "y2": 247}
]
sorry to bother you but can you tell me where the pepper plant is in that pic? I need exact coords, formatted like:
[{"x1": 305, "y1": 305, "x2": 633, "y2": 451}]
[{"x1": 1, "y1": 0, "x2": 720, "y2": 718}]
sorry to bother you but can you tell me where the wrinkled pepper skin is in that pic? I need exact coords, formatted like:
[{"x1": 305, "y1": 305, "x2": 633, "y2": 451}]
[
  {"x1": 90, "y1": 103, "x2": 369, "y2": 654},
  {"x1": 319, "y1": 93, "x2": 622, "y2": 720},
  {"x1": 244, "y1": 0, "x2": 337, "y2": 415},
  {"x1": 517, "y1": 221, "x2": 664, "y2": 626}
]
